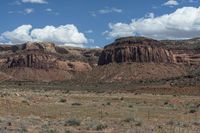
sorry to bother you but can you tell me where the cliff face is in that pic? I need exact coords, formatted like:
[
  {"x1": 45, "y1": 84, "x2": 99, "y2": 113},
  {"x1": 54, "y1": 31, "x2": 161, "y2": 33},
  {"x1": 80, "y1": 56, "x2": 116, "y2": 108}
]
[
  {"x1": 2, "y1": 51, "x2": 56, "y2": 69},
  {"x1": 161, "y1": 38, "x2": 200, "y2": 65},
  {"x1": 98, "y1": 37, "x2": 176, "y2": 65},
  {"x1": 0, "y1": 42, "x2": 92, "y2": 81}
]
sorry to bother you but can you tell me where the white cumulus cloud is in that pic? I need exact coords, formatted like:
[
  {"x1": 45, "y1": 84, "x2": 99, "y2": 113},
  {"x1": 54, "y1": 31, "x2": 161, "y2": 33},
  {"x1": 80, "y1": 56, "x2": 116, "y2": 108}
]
[
  {"x1": 104, "y1": 7, "x2": 200, "y2": 40},
  {"x1": 85, "y1": 30, "x2": 93, "y2": 33},
  {"x1": 45, "y1": 8, "x2": 52, "y2": 12},
  {"x1": 99, "y1": 7, "x2": 122, "y2": 14},
  {"x1": 163, "y1": 0, "x2": 179, "y2": 6},
  {"x1": 103, "y1": 23, "x2": 135, "y2": 39},
  {"x1": 24, "y1": 8, "x2": 34, "y2": 14},
  {"x1": 90, "y1": 7, "x2": 122, "y2": 17},
  {"x1": 31, "y1": 25, "x2": 87, "y2": 46},
  {"x1": 0, "y1": 24, "x2": 88, "y2": 47},
  {"x1": 21, "y1": 0, "x2": 47, "y2": 4},
  {"x1": 2, "y1": 25, "x2": 33, "y2": 44}
]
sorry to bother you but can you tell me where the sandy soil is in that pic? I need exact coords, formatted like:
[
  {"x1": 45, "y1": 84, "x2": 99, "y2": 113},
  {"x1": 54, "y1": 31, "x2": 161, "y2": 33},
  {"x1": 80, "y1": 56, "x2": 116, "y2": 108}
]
[{"x1": 0, "y1": 88, "x2": 200, "y2": 133}]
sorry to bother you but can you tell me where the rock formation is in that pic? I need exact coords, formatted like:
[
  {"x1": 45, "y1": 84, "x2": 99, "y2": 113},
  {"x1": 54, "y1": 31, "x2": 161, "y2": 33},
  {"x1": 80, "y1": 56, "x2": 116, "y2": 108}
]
[
  {"x1": 1, "y1": 37, "x2": 197, "y2": 82},
  {"x1": 161, "y1": 38, "x2": 200, "y2": 65},
  {"x1": 0, "y1": 42, "x2": 92, "y2": 81},
  {"x1": 98, "y1": 37, "x2": 176, "y2": 65}
]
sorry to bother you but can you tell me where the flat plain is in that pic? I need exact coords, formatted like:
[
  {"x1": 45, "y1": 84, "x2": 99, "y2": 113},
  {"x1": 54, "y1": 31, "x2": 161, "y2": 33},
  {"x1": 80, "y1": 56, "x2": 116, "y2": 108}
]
[{"x1": 0, "y1": 82, "x2": 199, "y2": 133}]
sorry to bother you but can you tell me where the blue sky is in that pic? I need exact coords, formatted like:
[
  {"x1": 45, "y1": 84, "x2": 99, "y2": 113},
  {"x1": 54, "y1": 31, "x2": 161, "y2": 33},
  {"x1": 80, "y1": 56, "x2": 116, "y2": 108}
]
[{"x1": 0, "y1": 0, "x2": 200, "y2": 47}]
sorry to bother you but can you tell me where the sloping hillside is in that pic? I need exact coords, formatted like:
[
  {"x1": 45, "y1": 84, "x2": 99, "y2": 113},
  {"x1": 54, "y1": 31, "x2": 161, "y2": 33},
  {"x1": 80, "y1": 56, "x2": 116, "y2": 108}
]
[
  {"x1": 77, "y1": 37, "x2": 188, "y2": 83},
  {"x1": 78, "y1": 63, "x2": 186, "y2": 83}
]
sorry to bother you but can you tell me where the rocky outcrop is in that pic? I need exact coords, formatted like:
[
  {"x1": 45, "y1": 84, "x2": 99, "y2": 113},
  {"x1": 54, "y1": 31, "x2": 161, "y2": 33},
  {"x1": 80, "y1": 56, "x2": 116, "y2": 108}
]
[
  {"x1": 98, "y1": 37, "x2": 176, "y2": 65},
  {"x1": 2, "y1": 51, "x2": 55, "y2": 69},
  {"x1": 161, "y1": 37, "x2": 200, "y2": 50},
  {"x1": 161, "y1": 38, "x2": 200, "y2": 65},
  {"x1": 173, "y1": 50, "x2": 200, "y2": 65},
  {"x1": 55, "y1": 46, "x2": 102, "y2": 67},
  {"x1": 0, "y1": 42, "x2": 92, "y2": 81},
  {"x1": 12, "y1": 42, "x2": 57, "y2": 53}
]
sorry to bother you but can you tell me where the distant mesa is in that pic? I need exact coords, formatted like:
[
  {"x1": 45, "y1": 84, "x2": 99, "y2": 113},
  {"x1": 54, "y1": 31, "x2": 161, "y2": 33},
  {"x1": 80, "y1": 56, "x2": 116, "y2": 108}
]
[
  {"x1": 98, "y1": 36, "x2": 176, "y2": 65},
  {"x1": 0, "y1": 36, "x2": 199, "y2": 82},
  {"x1": 20, "y1": 42, "x2": 57, "y2": 53},
  {"x1": 0, "y1": 42, "x2": 56, "y2": 53},
  {"x1": 0, "y1": 42, "x2": 97, "y2": 81}
]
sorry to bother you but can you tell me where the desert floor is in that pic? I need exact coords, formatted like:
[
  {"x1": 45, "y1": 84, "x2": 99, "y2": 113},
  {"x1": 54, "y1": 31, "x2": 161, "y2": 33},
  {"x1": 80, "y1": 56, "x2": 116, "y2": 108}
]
[{"x1": 0, "y1": 83, "x2": 199, "y2": 133}]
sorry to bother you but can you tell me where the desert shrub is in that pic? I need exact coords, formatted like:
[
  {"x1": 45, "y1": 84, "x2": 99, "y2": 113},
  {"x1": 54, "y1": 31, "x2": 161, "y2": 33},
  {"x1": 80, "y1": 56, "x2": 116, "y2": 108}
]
[
  {"x1": 120, "y1": 97, "x2": 124, "y2": 101},
  {"x1": 106, "y1": 102, "x2": 111, "y2": 105},
  {"x1": 96, "y1": 123, "x2": 108, "y2": 131},
  {"x1": 65, "y1": 130, "x2": 73, "y2": 133},
  {"x1": 83, "y1": 118, "x2": 108, "y2": 131},
  {"x1": 189, "y1": 109, "x2": 197, "y2": 113},
  {"x1": 65, "y1": 119, "x2": 81, "y2": 126},
  {"x1": 49, "y1": 128, "x2": 57, "y2": 133},
  {"x1": 124, "y1": 117, "x2": 135, "y2": 123},
  {"x1": 128, "y1": 105, "x2": 133, "y2": 108},
  {"x1": 40, "y1": 124, "x2": 50, "y2": 133},
  {"x1": 71, "y1": 103, "x2": 82, "y2": 106},
  {"x1": 8, "y1": 122, "x2": 12, "y2": 126},
  {"x1": 40, "y1": 125, "x2": 58, "y2": 133},
  {"x1": 166, "y1": 120, "x2": 180, "y2": 126},
  {"x1": 0, "y1": 92, "x2": 10, "y2": 97},
  {"x1": 21, "y1": 100, "x2": 30, "y2": 106},
  {"x1": 19, "y1": 124, "x2": 28, "y2": 133},
  {"x1": 164, "y1": 101, "x2": 168, "y2": 105},
  {"x1": 123, "y1": 117, "x2": 142, "y2": 126},
  {"x1": 59, "y1": 98, "x2": 67, "y2": 103},
  {"x1": 192, "y1": 121, "x2": 200, "y2": 126},
  {"x1": 63, "y1": 90, "x2": 70, "y2": 94},
  {"x1": 166, "y1": 120, "x2": 175, "y2": 126},
  {"x1": 135, "y1": 121, "x2": 142, "y2": 127}
]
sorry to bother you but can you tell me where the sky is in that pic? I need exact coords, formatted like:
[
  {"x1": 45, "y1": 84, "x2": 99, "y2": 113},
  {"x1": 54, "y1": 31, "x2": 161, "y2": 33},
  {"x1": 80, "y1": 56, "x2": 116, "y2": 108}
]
[{"x1": 0, "y1": 0, "x2": 200, "y2": 48}]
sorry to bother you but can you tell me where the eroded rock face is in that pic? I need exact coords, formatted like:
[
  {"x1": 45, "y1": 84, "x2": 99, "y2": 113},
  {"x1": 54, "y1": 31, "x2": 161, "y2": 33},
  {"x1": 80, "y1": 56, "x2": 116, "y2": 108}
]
[
  {"x1": 1, "y1": 52, "x2": 61, "y2": 70},
  {"x1": 0, "y1": 51, "x2": 91, "y2": 71},
  {"x1": 15, "y1": 42, "x2": 57, "y2": 53},
  {"x1": 161, "y1": 38, "x2": 200, "y2": 65},
  {"x1": 98, "y1": 37, "x2": 176, "y2": 65},
  {"x1": 0, "y1": 42, "x2": 92, "y2": 81}
]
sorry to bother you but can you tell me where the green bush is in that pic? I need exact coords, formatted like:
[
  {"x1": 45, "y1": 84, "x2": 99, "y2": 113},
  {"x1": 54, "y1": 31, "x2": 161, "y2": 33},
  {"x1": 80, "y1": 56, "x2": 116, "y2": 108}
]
[{"x1": 65, "y1": 119, "x2": 81, "y2": 126}]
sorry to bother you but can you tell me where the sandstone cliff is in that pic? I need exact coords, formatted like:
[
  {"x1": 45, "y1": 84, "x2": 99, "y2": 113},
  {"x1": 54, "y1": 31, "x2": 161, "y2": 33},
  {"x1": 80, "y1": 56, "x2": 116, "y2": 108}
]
[
  {"x1": 98, "y1": 37, "x2": 176, "y2": 65},
  {"x1": 161, "y1": 38, "x2": 200, "y2": 65},
  {"x1": 73, "y1": 37, "x2": 185, "y2": 82},
  {"x1": 0, "y1": 42, "x2": 93, "y2": 81}
]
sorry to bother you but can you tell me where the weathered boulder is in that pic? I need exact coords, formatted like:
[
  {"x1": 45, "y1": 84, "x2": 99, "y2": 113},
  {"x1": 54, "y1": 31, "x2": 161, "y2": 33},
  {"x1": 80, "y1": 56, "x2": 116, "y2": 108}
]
[{"x1": 98, "y1": 37, "x2": 176, "y2": 65}]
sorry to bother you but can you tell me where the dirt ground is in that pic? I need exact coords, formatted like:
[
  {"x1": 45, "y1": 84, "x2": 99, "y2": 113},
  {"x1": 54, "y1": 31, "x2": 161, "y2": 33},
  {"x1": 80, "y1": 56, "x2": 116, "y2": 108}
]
[{"x1": 0, "y1": 87, "x2": 200, "y2": 133}]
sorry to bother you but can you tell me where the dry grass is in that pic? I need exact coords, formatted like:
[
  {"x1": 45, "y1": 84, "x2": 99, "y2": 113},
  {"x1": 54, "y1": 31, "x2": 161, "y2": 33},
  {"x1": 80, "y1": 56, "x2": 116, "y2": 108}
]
[{"x1": 0, "y1": 88, "x2": 199, "y2": 132}]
